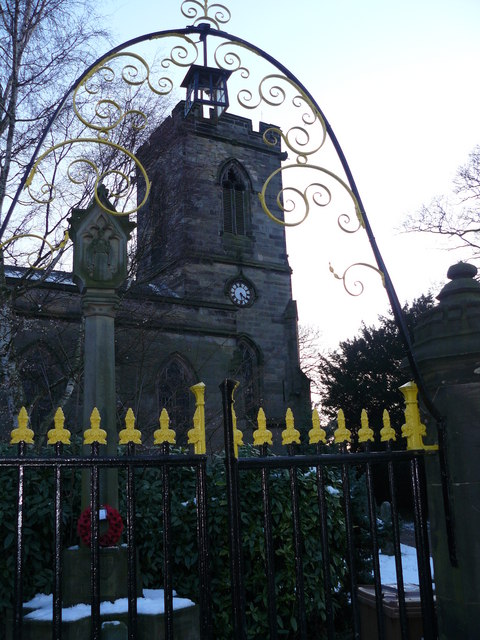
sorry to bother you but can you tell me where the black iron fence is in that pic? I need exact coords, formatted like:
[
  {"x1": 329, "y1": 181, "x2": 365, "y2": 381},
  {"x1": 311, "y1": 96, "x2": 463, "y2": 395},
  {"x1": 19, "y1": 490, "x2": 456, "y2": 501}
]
[
  {"x1": 0, "y1": 443, "x2": 211, "y2": 640},
  {"x1": 0, "y1": 381, "x2": 437, "y2": 640},
  {"x1": 220, "y1": 379, "x2": 437, "y2": 640}
]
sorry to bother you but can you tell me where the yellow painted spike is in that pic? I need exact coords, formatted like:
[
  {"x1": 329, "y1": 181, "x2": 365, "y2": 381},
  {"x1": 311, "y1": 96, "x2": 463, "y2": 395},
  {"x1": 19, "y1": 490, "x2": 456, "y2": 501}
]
[
  {"x1": 47, "y1": 407, "x2": 71, "y2": 445},
  {"x1": 10, "y1": 407, "x2": 34, "y2": 445},
  {"x1": 358, "y1": 409, "x2": 374, "y2": 444},
  {"x1": 253, "y1": 408, "x2": 273, "y2": 447},
  {"x1": 400, "y1": 382, "x2": 437, "y2": 450},
  {"x1": 220, "y1": 381, "x2": 243, "y2": 458},
  {"x1": 380, "y1": 409, "x2": 396, "y2": 442},
  {"x1": 334, "y1": 409, "x2": 351, "y2": 444},
  {"x1": 282, "y1": 408, "x2": 301, "y2": 446},
  {"x1": 154, "y1": 408, "x2": 176, "y2": 446},
  {"x1": 232, "y1": 403, "x2": 243, "y2": 458},
  {"x1": 308, "y1": 409, "x2": 326, "y2": 445},
  {"x1": 119, "y1": 408, "x2": 142, "y2": 445},
  {"x1": 84, "y1": 407, "x2": 107, "y2": 445},
  {"x1": 188, "y1": 382, "x2": 206, "y2": 454}
]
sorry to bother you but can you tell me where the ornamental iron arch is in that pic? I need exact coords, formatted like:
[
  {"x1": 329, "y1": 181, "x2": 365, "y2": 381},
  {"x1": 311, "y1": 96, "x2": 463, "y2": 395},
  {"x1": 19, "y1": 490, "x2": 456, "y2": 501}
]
[{"x1": 2, "y1": 0, "x2": 455, "y2": 562}]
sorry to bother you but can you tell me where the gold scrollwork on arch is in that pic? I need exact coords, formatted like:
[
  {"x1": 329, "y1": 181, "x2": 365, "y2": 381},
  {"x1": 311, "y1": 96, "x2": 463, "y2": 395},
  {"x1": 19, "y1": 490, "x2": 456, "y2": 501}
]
[
  {"x1": 214, "y1": 42, "x2": 327, "y2": 161},
  {"x1": 12, "y1": 6, "x2": 381, "y2": 293},
  {"x1": 11, "y1": 33, "x2": 201, "y2": 270},
  {"x1": 73, "y1": 37, "x2": 199, "y2": 139},
  {"x1": 243, "y1": 79, "x2": 326, "y2": 160},
  {"x1": 211, "y1": 38, "x2": 382, "y2": 296},
  {"x1": 214, "y1": 40, "x2": 251, "y2": 78},
  {"x1": 0, "y1": 231, "x2": 69, "y2": 270},
  {"x1": 329, "y1": 262, "x2": 386, "y2": 297},
  {"x1": 181, "y1": 0, "x2": 231, "y2": 29},
  {"x1": 258, "y1": 164, "x2": 364, "y2": 230},
  {"x1": 25, "y1": 137, "x2": 150, "y2": 217}
]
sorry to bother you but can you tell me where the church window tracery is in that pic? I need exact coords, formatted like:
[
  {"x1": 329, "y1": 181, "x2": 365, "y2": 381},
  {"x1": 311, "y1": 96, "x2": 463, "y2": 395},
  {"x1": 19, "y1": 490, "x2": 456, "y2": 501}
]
[
  {"x1": 157, "y1": 354, "x2": 196, "y2": 439},
  {"x1": 221, "y1": 162, "x2": 251, "y2": 236},
  {"x1": 234, "y1": 338, "x2": 262, "y2": 419}
]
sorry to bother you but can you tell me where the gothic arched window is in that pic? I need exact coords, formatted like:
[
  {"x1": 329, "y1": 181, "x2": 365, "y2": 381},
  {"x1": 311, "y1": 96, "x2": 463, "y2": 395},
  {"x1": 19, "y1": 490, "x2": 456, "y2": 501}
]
[
  {"x1": 221, "y1": 162, "x2": 251, "y2": 236},
  {"x1": 157, "y1": 354, "x2": 196, "y2": 439},
  {"x1": 234, "y1": 338, "x2": 261, "y2": 419},
  {"x1": 18, "y1": 341, "x2": 65, "y2": 435}
]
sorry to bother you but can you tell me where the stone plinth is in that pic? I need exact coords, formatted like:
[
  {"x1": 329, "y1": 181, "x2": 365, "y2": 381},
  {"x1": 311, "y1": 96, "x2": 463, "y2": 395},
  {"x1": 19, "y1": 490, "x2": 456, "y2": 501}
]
[
  {"x1": 6, "y1": 602, "x2": 200, "y2": 640},
  {"x1": 62, "y1": 546, "x2": 141, "y2": 607}
]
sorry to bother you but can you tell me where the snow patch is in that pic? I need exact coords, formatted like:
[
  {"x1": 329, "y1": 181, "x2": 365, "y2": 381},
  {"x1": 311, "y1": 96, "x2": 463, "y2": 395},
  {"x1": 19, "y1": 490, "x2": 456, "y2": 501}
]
[
  {"x1": 24, "y1": 589, "x2": 195, "y2": 622},
  {"x1": 379, "y1": 544, "x2": 433, "y2": 586},
  {"x1": 326, "y1": 486, "x2": 340, "y2": 496}
]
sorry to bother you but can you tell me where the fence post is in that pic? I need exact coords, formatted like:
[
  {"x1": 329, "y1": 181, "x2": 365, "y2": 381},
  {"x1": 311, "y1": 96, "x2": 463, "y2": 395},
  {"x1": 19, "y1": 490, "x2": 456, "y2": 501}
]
[
  {"x1": 220, "y1": 379, "x2": 247, "y2": 640},
  {"x1": 413, "y1": 262, "x2": 480, "y2": 639}
]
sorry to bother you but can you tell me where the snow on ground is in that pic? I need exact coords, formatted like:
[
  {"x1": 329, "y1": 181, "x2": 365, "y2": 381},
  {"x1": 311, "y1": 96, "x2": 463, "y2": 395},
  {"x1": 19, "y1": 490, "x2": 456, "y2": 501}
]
[
  {"x1": 379, "y1": 543, "x2": 433, "y2": 587},
  {"x1": 24, "y1": 589, "x2": 195, "y2": 622},
  {"x1": 23, "y1": 544, "x2": 430, "y2": 621}
]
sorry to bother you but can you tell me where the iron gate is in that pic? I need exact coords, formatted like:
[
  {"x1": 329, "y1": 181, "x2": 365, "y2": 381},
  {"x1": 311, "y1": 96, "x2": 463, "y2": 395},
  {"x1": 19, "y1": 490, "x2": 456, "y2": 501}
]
[{"x1": 0, "y1": 380, "x2": 437, "y2": 640}]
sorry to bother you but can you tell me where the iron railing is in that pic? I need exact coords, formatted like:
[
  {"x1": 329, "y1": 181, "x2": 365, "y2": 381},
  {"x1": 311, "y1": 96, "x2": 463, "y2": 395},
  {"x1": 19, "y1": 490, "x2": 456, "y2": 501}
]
[
  {"x1": 0, "y1": 442, "x2": 211, "y2": 640},
  {"x1": 0, "y1": 383, "x2": 437, "y2": 639},
  {"x1": 221, "y1": 379, "x2": 437, "y2": 640}
]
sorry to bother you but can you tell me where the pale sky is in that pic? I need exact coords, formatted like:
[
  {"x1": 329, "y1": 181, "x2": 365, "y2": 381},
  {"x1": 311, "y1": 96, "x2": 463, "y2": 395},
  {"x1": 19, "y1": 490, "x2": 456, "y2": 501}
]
[{"x1": 106, "y1": 0, "x2": 480, "y2": 348}]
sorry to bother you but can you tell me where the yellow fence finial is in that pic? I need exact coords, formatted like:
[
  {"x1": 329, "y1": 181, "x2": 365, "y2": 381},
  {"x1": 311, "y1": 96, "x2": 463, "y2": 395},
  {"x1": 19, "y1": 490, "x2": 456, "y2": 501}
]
[
  {"x1": 232, "y1": 401, "x2": 244, "y2": 458},
  {"x1": 226, "y1": 382, "x2": 243, "y2": 458},
  {"x1": 119, "y1": 408, "x2": 142, "y2": 445},
  {"x1": 84, "y1": 407, "x2": 107, "y2": 445},
  {"x1": 309, "y1": 409, "x2": 326, "y2": 445},
  {"x1": 11, "y1": 407, "x2": 34, "y2": 445},
  {"x1": 154, "y1": 408, "x2": 176, "y2": 446},
  {"x1": 253, "y1": 407, "x2": 273, "y2": 447},
  {"x1": 282, "y1": 408, "x2": 301, "y2": 446},
  {"x1": 188, "y1": 382, "x2": 206, "y2": 454},
  {"x1": 358, "y1": 409, "x2": 374, "y2": 444},
  {"x1": 380, "y1": 409, "x2": 396, "y2": 443},
  {"x1": 399, "y1": 381, "x2": 438, "y2": 450},
  {"x1": 334, "y1": 409, "x2": 351, "y2": 444},
  {"x1": 47, "y1": 407, "x2": 71, "y2": 445}
]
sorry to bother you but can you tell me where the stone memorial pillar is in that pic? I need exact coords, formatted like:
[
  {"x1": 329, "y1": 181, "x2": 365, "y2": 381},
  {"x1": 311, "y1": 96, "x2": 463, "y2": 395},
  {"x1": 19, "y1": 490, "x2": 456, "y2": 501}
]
[
  {"x1": 413, "y1": 262, "x2": 480, "y2": 639},
  {"x1": 69, "y1": 185, "x2": 134, "y2": 509}
]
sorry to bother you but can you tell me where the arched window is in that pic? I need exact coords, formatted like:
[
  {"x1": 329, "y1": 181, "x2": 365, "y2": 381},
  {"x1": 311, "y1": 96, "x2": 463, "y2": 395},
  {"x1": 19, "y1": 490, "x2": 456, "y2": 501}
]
[
  {"x1": 18, "y1": 341, "x2": 65, "y2": 435},
  {"x1": 157, "y1": 354, "x2": 196, "y2": 439},
  {"x1": 233, "y1": 338, "x2": 261, "y2": 419},
  {"x1": 221, "y1": 162, "x2": 250, "y2": 235}
]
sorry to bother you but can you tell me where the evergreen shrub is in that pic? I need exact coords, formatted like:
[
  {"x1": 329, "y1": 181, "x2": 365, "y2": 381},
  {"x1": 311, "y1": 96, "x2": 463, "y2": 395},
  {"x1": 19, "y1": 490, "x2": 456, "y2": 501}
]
[
  {"x1": 131, "y1": 448, "x2": 378, "y2": 639},
  {"x1": 0, "y1": 444, "x2": 81, "y2": 620},
  {"x1": 0, "y1": 444, "x2": 381, "y2": 639}
]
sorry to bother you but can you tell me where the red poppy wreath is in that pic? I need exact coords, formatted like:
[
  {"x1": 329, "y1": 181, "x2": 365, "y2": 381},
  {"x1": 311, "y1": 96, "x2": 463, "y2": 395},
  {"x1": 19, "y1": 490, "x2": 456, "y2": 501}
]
[{"x1": 77, "y1": 504, "x2": 124, "y2": 547}]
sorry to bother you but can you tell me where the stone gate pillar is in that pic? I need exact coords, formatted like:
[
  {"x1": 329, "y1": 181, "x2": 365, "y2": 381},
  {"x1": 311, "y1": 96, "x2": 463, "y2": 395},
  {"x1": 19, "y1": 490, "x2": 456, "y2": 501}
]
[{"x1": 413, "y1": 261, "x2": 480, "y2": 639}]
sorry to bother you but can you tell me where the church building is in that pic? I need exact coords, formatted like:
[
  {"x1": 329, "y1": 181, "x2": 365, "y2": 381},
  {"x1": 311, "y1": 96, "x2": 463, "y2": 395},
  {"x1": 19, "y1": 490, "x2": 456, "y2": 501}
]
[{"x1": 3, "y1": 91, "x2": 310, "y2": 449}]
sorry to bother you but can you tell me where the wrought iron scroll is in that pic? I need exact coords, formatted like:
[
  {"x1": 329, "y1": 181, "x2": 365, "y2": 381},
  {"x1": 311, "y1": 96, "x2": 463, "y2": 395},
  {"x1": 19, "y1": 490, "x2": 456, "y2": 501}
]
[
  {"x1": 2, "y1": 31, "x2": 201, "y2": 265},
  {"x1": 211, "y1": 39, "x2": 382, "y2": 295},
  {"x1": 181, "y1": 0, "x2": 231, "y2": 29}
]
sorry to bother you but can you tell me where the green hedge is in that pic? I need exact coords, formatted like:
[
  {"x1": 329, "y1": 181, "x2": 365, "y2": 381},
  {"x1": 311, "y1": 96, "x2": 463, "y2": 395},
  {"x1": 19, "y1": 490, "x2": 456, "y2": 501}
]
[
  {"x1": 129, "y1": 449, "x2": 377, "y2": 639},
  {"x1": 0, "y1": 445, "x2": 380, "y2": 639},
  {"x1": 0, "y1": 446, "x2": 81, "y2": 611}
]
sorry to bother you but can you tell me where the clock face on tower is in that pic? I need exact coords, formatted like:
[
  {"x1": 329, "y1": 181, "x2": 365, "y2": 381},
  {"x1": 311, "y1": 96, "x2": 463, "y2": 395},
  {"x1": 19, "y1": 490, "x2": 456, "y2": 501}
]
[{"x1": 229, "y1": 279, "x2": 253, "y2": 306}]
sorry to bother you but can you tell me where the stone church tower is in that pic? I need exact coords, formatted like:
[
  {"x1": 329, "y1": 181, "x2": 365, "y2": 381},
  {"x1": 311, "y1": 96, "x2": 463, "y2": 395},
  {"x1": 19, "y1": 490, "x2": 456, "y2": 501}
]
[
  {"x1": 134, "y1": 100, "x2": 310, "y2": 446},
  {"x1": 1, "y1": 97, "x2": 310, "y2": 450}
]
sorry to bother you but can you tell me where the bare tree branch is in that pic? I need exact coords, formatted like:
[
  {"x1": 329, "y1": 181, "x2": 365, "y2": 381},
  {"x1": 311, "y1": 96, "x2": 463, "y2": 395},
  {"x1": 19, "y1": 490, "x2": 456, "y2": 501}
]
[{"x1": 403, "y1": 145, "x2": 480, "y2": 262}]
